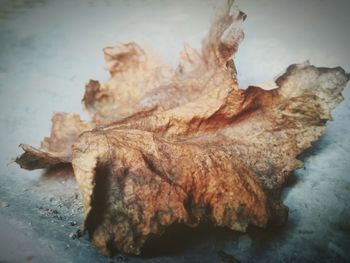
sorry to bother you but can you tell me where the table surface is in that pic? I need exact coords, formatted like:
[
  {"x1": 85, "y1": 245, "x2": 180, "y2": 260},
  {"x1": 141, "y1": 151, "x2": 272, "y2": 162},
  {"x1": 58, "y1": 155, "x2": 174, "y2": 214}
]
[{"x1": 0, "y1": 0, "x2": 349, "y2": 262}]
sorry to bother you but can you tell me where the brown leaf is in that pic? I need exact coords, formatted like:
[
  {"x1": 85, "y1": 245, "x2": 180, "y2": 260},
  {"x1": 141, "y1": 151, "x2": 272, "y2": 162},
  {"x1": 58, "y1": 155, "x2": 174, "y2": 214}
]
[
  {"x1": 16, "y1": 113, "x2": 93, "y2": 170},
  {"x1": 71, "y1": 62, "x2": 348, "y2": 255},
  {"x1": 15, "y1": 0, "x2": 349, "y2": 256},
  {"x1": 83, "y1": 43, "x2": 174, "y2": 124}
]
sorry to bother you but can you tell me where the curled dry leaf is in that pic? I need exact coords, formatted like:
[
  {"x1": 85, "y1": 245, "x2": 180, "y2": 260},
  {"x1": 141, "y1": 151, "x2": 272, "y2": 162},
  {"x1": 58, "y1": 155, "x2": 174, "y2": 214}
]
[
  {"x1": 15, "y1": 0, "x2": 349, "y2": 256},
  {"x1": 16, "y1": 113, "x2": 93, "y2": 169}
]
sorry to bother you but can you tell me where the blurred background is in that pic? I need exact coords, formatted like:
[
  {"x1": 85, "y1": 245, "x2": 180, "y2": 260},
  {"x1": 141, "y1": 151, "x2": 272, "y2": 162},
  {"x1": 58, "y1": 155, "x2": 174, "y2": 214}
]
[{"x1": 0, "y1": 0, "x2": 349, "y2": 262}]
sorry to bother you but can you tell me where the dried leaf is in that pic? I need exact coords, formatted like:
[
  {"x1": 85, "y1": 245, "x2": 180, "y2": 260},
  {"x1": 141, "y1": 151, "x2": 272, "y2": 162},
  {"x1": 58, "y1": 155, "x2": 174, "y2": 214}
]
[
  {"x1": 83, "y1": 43, "x2": 174, "y2": 124},
  {"x1": 15, "y1": 0, "x2": 349, "y2": 256},
  {"x1": 16, "y1": 113, "x2": 93, "y2": 169},
  {"x1": 71, "y1": 62, "x2": 348, "y2": 255}
]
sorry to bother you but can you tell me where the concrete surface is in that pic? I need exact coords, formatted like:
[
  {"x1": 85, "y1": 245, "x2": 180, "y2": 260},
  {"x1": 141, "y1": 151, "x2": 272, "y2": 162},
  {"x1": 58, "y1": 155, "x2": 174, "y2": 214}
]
[{"x1": 0, "y1": 0, "x2": 350, "y2": 262}]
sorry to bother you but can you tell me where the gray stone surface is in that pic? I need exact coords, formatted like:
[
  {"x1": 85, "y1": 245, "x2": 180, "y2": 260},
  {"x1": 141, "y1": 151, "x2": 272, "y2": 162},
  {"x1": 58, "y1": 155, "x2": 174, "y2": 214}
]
[{"x1": 0, "y1": 0, "x2": 349, "y2": 262}]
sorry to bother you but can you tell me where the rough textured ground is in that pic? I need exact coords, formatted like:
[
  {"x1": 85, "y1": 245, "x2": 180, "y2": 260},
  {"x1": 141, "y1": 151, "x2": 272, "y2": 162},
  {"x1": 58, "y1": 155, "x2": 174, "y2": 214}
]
[{"x1": 1, "y1": 0, "x2": 350, "y2": 262}]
